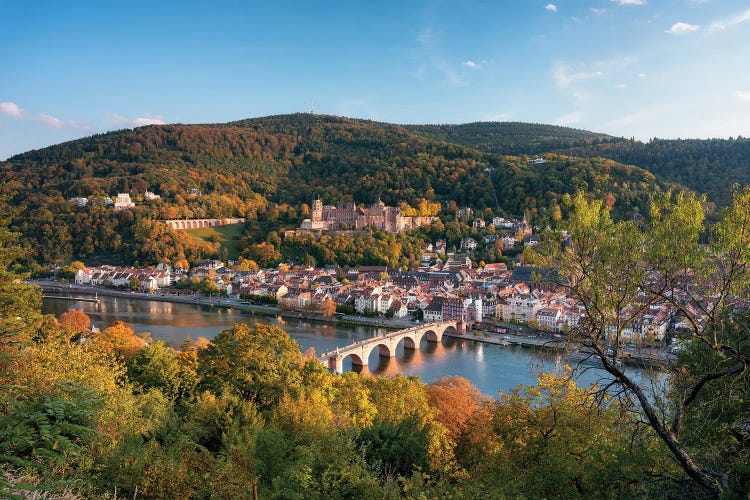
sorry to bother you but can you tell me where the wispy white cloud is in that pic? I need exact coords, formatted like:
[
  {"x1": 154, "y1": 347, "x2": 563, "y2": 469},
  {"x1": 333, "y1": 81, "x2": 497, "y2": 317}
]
[
  {"x1": 463, "y1": 60, "x2": 478, "y2": 68},
  {"x1": 413, "y1": 26, "x2": 466, "y2": 86},
  {"x1": 32, "y1": 113, "x2": 90, "y2": 130},
  {"x1": 554, "y1": 111, "x2": 583, "y2": 126},
  {"x1": 590, "y1": 8, "x2": 607, "y2": 15},
  {"x1": 552, "y1": 62, "x2": 604, "y2": 90},
  {"x1": 482, "y1": 112, "x2": 513, "y2": 122},
  {"x1": 736, "y1": 90, "x2": 750, "y2": 102},
  {"x1": 599, "y1": 107, "x2": 664, "y2": 129},
  {"x1": 614, "y1": 83, "x2": 628, "y2": 89},
  {"x1": 572, "y1": 91, "x2": 591, "y2": 104},
  {"x1": 545, "y1": 4, "x2": 557, "y2": 13},
  {"x1": 0, "y1": 101, "x2": 23, "y2": 117},
  {"x1": 106, "y1": 113, "x2": 167, "y2": 128},
  {"x1": 133, "y1": 117, "x2": 167, "y2": 126},
  {"x1": 708, "y1": 8, "x2": 750, "y2": 33},
  {"x1": 611, "y1": 0, "x2": 646, "y2": 5},
  {"x1": 638, "y1": 72, "x2": 648, "y2": 78},
  {"x1": 666, "y1": 22, "x2": 700, "y2": 35}
]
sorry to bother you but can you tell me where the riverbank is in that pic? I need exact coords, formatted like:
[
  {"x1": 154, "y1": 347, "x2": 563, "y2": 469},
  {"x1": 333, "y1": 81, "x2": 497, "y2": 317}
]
[
  {"x1": 449, "y1": 329, "x2": 673, "y2": 369},
  {"x1": 34, "y1": 280, "x2": 672, "y2": 369},
  {"x1": 31, "y1": 280, "x2": 412, "y2": 331}
]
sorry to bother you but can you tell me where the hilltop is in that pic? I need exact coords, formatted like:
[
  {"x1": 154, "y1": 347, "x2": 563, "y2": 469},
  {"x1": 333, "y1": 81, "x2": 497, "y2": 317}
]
[
  {"x1": 1, "y1": 113, "x2": 681, "y2": 267},
  {"x1": 406, "y1": 121, "x2": 750, "y2": 208}
]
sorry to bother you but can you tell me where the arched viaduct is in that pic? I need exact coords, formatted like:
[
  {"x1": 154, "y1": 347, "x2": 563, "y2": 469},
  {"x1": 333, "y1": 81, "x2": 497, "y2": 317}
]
[
  {"x1": 319, "y1": 320, "x2": 464, "y2": 373},
  {"x1": 162, "y1": 218, "x2": 245, "y2": 230}
]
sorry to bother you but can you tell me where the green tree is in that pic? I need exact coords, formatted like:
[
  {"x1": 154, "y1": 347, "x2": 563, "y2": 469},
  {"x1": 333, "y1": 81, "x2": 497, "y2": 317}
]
[
  {"x1": 127, "y1": 341, "x2": 197, "y2": 401},
  {"x1": 198, "y1": 324, "x2": 303, "y2": 410},
  {"x1": 529, "y1": 190, "x2": 750, "y2": 496},
  {"x1": 0, "y1": 190, "x2": 42, "y2": 387},
  {"x1": 358, "y1": 416, "x2": 430, "y2": 481},
  {"x1": 462, "y1": 372, "x2": 665, "y2": 498}
]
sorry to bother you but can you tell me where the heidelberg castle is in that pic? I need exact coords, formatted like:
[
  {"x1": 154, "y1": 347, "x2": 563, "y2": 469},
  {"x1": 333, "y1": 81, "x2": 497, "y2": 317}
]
[{"x1": 299, "y1": 198, "x2": 439, "y2": 234}]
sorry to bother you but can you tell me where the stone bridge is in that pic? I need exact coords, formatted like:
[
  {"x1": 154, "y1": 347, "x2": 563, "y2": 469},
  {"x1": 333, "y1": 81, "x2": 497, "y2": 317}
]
[
  {"x1": 162, "y1": 218, "x2": 245, "y2": 230},
  {"x1": 319, "y1": 320, "x2": 464, "y2": 373}
]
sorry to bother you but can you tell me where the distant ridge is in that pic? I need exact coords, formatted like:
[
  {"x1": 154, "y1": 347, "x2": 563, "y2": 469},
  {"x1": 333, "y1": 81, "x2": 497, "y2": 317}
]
[
  {"x1": 404, "y1": 121, "x2": 619, "y2": 156},
  {"x1": 403, "y1": 120, "x2": 750, "y2": 208}
]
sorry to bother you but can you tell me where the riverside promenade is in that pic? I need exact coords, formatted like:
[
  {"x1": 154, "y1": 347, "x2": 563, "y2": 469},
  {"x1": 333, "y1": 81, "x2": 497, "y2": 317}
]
[{"x1": 33, "y1": 280, "x2": 673, "y2": 368}]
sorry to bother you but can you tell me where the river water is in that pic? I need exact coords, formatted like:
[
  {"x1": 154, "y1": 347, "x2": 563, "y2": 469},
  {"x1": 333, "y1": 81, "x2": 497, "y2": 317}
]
[{"x1": 42, "y1": 296, "x2": 658, "y2": 396}]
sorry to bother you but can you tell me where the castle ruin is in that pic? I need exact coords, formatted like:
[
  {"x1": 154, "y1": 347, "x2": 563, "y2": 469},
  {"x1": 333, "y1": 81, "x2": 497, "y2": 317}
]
[{"x1": 300, "y1": 198, "x2": 438, "y2": 234}]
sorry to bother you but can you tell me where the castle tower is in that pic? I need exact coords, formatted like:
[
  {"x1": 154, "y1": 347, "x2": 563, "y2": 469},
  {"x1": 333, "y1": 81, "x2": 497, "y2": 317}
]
[{"x1": 312, "y1": 197, "x2": 323, "y2": 222}]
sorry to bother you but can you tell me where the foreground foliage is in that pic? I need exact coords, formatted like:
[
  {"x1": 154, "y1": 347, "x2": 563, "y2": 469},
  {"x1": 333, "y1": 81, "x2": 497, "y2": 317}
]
[{"x1": 2, "y1": 189, "x2": 749, "y2": 497}]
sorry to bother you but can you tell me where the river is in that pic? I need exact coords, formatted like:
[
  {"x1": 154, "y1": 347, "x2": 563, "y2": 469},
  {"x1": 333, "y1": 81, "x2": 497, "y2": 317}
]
[{"x1": 42, "y1": 296, "x2": 659, "y2": 396}]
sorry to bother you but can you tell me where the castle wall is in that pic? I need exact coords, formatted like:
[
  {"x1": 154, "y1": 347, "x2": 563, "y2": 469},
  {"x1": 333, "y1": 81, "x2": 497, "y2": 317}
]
[{"x1": 300, "y1": 200, "x2": 438, "y2": 234}]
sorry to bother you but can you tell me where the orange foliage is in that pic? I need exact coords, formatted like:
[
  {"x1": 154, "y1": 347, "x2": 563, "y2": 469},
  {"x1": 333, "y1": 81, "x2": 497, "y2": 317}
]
[
  {"x1": 427, "y1": 376, "x2": 484, "y2": 436},
  {"x1": 320, "y1": 297, "x2": 336, "y2": 317},
  {"x1": 94, "y1": 321, "x2": 149, "y2": 360},
  {"x1": 59, "y1": 309, "x2": 92, "y2": 336}
]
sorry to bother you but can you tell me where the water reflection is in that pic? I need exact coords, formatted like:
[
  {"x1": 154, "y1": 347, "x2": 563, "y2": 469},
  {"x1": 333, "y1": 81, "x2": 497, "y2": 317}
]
[{"x1": 42, "y1": 296, "x2": 654, "y2": 396}]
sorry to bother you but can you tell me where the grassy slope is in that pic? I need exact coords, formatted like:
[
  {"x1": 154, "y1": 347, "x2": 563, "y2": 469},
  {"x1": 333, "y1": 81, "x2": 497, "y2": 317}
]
[{"x1": 185, "y1": 223, "x2": 245, "y2": 260}]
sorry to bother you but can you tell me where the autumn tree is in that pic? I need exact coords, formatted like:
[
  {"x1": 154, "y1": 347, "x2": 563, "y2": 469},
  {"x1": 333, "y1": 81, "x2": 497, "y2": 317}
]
[
  {"x1": 320, "y1": 297, "x2": 336, "y2": 317},
  {"x1": 93, "y1": 321, "x2": 149, "y2": 360},
  {"x1": 58, "y1": 309, "x2": 92, "y2": 338},
  {"x1": 427, "y1": 376, "x2": 484, "y2": 436},
  {"x1": 529, "y1": 190, "x2": 750, "y2": 497}
]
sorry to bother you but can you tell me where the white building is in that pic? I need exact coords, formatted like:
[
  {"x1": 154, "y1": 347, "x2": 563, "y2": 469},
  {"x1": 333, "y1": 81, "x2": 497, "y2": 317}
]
[
  {"x1": 501, "y1": 294, "x2": 542, "y2": 323},
  {"x1": 113, "y1": 193, "x2": 135, "y2": 210},
  {"x1": 536, "y1": 307, "x2": 562, "y2": 331}
]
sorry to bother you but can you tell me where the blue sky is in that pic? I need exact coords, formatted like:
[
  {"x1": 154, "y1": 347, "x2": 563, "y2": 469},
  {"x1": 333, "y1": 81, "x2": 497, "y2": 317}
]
[{"x1": 1, "y1": 0, "x2": 749, "y2": 159}]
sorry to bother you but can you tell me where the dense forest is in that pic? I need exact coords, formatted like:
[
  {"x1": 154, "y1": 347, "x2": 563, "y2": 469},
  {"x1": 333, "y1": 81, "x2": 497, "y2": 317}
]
[
  {"x1": 1, "y1": 114, "x2": 680, "y2": 269},
  {"x1": 559, "y1": 137, "x2": 750, "y2": 208},
  {"x1": 408, "y1": 121, "x2": 750, "y2": 209},
  {"x1": 405, "y1": 121, "x2": 621, "y2": 156}
]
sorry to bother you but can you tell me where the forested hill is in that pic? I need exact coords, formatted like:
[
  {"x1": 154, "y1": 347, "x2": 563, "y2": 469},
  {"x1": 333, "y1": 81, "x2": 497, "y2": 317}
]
[
  {"x1": 404, "y1": 121, "x2": 750, "y2": 208},
  {"x1": 405, "y1": 122, "x2": 621, "y2": 156},
  {"x1": 1, "y1": 113, "x2": 681, "y2": 266},
  {"x1": 3, "y1": 113, "x2": 674, "y2": 216},
  {"x1": 558, "y1": 138, "x2": 750, "y2": 208}
]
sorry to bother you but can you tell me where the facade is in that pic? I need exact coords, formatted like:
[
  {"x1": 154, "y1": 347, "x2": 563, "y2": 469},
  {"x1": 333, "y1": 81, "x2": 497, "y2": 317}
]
[
  {"x1": 536, "y1": 307, "x2": 562, "y2": 331},
  {"x1": 300, "y1": 198, "x2": 438, "y2": 234},
  {"x1": 442, "y1": 297, "x2": 468, "y2": 322},
  {"x1": 113, "y1": 193, "x2": 135, "y2": 210},
  {"x1": 501, "y1": 294, "x2": 542, "y2": 322}
]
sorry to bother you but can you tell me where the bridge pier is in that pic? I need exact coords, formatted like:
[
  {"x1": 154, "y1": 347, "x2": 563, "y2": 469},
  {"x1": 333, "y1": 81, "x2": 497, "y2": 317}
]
[
  {"x1": 327, "y1": 356, "x2": 344, "y2": 373},
  {"x1": 351, "y1": 356, "x2": 367, "y2": 367},
  {"x1": 379, "y1": 344, "x2": 395, "y2": 358}
]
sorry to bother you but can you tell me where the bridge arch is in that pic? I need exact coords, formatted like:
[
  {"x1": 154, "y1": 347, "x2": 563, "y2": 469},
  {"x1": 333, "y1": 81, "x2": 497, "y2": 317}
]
[
  {"x1": 442, "y1": 325, "x2": 458, "y2": 337},
  {"x1": 399, "y1": 334, "x2": 418, "y2": 350},
  {"x1": 417, "y1": 329, "x2": 442, "y2": 344},
  {"x1": 343, "y1": 352, "x2": 366, "y2": 368},
  {"x1": 358, "y1": 342, "x2": 393, "y2": 363}
]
